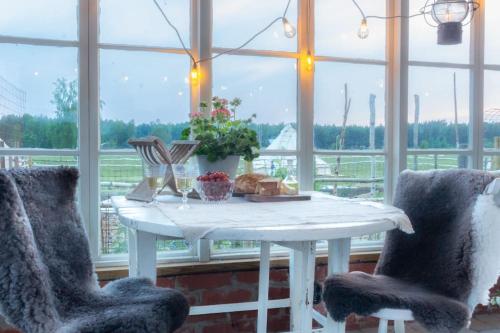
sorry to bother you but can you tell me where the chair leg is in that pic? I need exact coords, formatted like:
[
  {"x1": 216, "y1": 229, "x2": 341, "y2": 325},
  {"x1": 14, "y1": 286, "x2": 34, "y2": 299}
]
[
  {"x1": 394, "y1": 320, "x2": 405, "y2": 333},
  {"x1": 378, "y1": 319, "x2": 388, "y2": 333}
]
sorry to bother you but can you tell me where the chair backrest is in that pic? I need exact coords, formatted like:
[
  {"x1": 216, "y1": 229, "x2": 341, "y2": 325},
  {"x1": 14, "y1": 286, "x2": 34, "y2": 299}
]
[
  {"x1": 0, "y1": 169, "x2": 62, "y2": 332},
  {"x1": 376, "y1": 169, "x2": 495, "y2": 302},
  {"x1": 2, "y1": 168, "x2": 97, "y2": 319}
]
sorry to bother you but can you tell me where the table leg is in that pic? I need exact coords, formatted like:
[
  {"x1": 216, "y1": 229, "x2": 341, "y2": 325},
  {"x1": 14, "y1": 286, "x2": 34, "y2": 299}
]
[
  {"x1": 325, "y1": 238, "x2": 351, "y2": 333},
  {"x1": 289, "y1": 241, "x2": 317, "y2": 333},
  {"x1": 257, "y1": 241, "x2": 271, "y2": 333},
  {"x1": 128, "y1": 228, "x2": 157, "y2": 283}
]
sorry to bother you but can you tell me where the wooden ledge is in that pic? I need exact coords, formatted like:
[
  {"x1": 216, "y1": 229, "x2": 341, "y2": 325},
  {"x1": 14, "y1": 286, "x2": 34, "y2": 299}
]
[{"x1": 96, "y1": 251, "x2": 380, "y2": 281}]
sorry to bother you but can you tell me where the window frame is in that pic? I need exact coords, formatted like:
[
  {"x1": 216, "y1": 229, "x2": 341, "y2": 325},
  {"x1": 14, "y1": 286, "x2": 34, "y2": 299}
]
[{"x1": 0, "y1": 0, "x2": 498, "y2": 267}]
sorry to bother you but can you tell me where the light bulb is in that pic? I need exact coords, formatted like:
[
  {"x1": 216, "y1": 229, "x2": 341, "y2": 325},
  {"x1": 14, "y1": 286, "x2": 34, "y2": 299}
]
[
  {"x1": 190, "y1": 64, "x2": 199, "y2": 84},
  {"x1": 282, "y1": 18, "x2": 296, "y2": 38},
  {"x1": 357, "y1": 19, "x2": 369, "y2": 39},
  {"x1": 304, "y1": 51, "x2": 314, "y2": 72}
]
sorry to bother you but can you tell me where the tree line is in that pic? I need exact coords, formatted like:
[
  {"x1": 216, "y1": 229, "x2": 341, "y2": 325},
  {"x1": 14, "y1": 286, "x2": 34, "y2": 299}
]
[
  {"x1": 0, "y1": 78, "x2": 498, "y2": 150},
  {"x1": 1, "y1": 114, "x2": 499, "y2": 150}
]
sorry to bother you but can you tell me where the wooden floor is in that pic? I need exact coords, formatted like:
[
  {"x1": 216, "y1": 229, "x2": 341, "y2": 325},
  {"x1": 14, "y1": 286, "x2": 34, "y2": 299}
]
[{"x1": 348, "y1": 314, "x2": 500, "y2": 333}]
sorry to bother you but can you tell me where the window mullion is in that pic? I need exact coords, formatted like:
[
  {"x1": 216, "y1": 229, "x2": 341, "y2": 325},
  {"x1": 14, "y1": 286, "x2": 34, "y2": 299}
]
[
  {"x1": 88, "y1": 0, "x2": 100, "y2": 259},
  {"x1": 297, "y1": 0, "x2": 314, "y2": 191},
  {"x1": 78, "y1": 0, "x2": 93, "y2": 257},
  {"x1": 197, "y1": 0, "x2": 212, "y2": 261},
  {"x1": 385, "y1": 0, "x2": 409, "y2": 203},
  {"x1": 469, "y1": 0, "x2": 486, "y2": 169}
]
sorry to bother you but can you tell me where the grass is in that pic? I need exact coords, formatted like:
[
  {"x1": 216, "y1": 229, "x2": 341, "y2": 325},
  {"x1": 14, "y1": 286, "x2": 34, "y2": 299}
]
[{"x1": 22, "y1": 153, "x2": 464, "y2": 253}]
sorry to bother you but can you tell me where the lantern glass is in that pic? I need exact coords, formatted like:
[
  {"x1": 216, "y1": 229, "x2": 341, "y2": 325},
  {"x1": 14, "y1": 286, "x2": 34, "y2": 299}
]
[{"x1": 431, "y1": 0, "x2": 469, "y2": 24}]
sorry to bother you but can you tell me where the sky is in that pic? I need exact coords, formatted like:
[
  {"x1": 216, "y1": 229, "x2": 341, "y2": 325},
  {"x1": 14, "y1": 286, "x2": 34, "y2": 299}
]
[{"x1": 0, "y1": 0, "x2": 499, "y2": 128}]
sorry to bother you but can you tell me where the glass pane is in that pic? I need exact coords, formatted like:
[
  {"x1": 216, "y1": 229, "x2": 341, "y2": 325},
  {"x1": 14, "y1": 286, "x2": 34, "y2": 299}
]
[
  {"x1": 484, "y1": 71, "x2": 500, "y2": 150},
  {"x1": 314, "y1": 155, "x2": 384, "y2": 200},
  {"x1": 484, "y1": 155, "x2": 500, "y2": 172},
  {"x1": 0, "y1": 44, "x2": 78, "y2": 149},
  {"x1": 0, "y1": 0, "x2": 78, "y2": 40},
  {"x1": 99, "y1": 0, "x2": 190, "y2": 48},
  {"x1": 407, "y1": 154, "x2": 467, "y2": 171},
  {"x1": 314, "y1": 62, "x2": 385, "y2": 150},
  {"x1": 212, "y1": 56, "x2": 297, "y2": 149},
  {"x1": 212, "y1": 155, "x2": 297, "y2": 254},
  {"x1": 0, "y1": 155, "x2": 77, "y2": 170},
  {"x1": 315, "y1": 0, "x2": 386, "y2": 60},
  {"x1": 485, "y1": 0, "x2": 500, "y2": 65},
  {"x1": 99, "y1": 50, "x2": 190, "y2": 149},
  {"x1": 213, "y1": 0, "x2": 298, "y2": 52},
  {"x1": 409, "y1": 0, "x2": 470, "y2": 63},
  {"x1": 408, "y1": 67, "x2": 469, "y2": 149},
  {"x1": 99, "y1": 155, "x2": 190, "y2": 255}
]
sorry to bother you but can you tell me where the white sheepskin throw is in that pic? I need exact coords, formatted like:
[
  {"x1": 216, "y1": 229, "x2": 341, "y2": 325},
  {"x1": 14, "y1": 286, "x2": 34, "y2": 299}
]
[{"x1": 468, "y1": 185, "x2": 500, "y2": 312}]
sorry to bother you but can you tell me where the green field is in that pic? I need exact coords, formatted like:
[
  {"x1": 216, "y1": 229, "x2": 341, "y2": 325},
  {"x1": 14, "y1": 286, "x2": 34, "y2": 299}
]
[{"x1": 8, "y1": 153, "x2": 482, "y2": 254}]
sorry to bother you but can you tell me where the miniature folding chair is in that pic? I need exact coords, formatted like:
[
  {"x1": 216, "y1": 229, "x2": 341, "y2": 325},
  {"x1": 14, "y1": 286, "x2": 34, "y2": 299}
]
[{"x1": 126, "y1": 136, "x2": 199, "y2": 202}]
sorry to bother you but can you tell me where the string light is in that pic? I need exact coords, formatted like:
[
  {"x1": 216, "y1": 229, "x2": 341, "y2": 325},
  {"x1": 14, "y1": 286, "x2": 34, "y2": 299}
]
[
  {"x1": 304, "y1": 51, "x2": 314, "y2": 72},
  {"x1": 153, "y1": 0, "x2": 295, "y2": 82},
  {"x1": 357, "y1": 18, "x2": 369, "y2": 39},
  {"x1": 351, "y1": 0, "x2": 478, "y2": 45},
  {"x1": 282, "y1": 18, "x2": 297, "y2": 38},
  {"x1": 190, "y1": 63, "x2": 199, "y2": 84}
]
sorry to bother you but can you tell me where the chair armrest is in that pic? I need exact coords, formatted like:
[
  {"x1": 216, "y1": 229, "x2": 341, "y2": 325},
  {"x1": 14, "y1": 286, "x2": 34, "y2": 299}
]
[{"x1": 484, "y1": 178, "x2": 500, "y2": 207}]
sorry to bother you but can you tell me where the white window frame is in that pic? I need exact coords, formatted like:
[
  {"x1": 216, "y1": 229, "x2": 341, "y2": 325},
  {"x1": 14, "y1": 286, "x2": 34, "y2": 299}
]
[{"x1": 0, "y1": 0, "x2": 498, "y2": 267}]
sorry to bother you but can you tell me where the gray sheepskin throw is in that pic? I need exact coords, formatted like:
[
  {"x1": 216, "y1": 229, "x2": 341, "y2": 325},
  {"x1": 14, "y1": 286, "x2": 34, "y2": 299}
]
[
  {"x1": 0, "y1": 167, "x2": 189, "y2": 333},
  {"x1": 323, "y1": 169, "x2": 498, "y2": 333}
]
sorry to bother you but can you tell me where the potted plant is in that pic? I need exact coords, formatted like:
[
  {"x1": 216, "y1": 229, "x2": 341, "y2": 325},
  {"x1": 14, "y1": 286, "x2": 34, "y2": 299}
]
[{"x1": 181, "y1": 96, "x2": 260, "y2": 178}]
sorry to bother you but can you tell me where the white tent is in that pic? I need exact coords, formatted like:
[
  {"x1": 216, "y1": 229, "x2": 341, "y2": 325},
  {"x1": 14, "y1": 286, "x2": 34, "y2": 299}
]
[{"x1": 253, "y1": 124, "x2": 331, "y2": 176}]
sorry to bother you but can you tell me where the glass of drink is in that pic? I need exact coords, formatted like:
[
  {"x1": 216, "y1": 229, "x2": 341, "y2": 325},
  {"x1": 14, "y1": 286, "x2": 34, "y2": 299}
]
[{"x1": 172, "y1": 162, "x2": 197, "y2": 210}]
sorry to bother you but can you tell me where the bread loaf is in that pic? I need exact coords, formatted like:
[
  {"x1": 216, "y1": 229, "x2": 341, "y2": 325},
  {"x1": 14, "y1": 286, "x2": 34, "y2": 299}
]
[{"x1": 234, "y1": 173, "x2": 267, "y2": 194}]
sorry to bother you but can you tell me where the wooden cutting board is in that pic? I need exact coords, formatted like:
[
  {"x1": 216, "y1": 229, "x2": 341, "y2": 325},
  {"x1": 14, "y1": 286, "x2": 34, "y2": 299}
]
[{"x1": 244, "y1": 194, "x2": 311, "y2": 202}]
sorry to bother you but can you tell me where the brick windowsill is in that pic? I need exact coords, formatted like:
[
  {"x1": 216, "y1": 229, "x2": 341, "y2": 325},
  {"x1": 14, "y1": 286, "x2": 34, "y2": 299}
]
[{"x1": 96, "y1": 251, "x2": 380, "y2": 281}]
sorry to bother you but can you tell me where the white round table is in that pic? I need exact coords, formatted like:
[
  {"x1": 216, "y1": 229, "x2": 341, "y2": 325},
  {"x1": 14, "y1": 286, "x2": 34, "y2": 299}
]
[{"x1": 112, "y1": 193, "x2": 411, "y2": 333}]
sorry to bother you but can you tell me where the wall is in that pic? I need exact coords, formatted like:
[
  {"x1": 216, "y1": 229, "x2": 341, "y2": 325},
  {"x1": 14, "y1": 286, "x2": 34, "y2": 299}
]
[{"x1": 0, "y1": 259, "x2": 498, "y2": 333}]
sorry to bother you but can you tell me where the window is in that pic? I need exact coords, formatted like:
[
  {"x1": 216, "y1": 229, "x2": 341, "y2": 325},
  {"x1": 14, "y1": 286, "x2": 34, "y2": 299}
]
[
  {"x1": 1, "y1": 0, "x2": 497, "y2": 265},
  {"x1": 97, "y1": 0, "x2": 193, "y2": 258},
  {"x1": 315, "y1": 0, "x2": 386, "y2": 60},
  {"x1": 213, "y1": 0, "x2": 298, "y2": 52}
]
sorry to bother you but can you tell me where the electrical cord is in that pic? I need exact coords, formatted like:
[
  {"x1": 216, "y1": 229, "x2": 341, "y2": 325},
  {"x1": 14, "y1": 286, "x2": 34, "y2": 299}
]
[{"x1": 153, "y1": 0, "x2": 293, "y2": 65}]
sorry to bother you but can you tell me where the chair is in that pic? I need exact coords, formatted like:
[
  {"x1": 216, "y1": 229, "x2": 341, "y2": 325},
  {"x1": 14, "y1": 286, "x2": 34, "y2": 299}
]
[
  {"x1": 322, "y1": 169, "x2": 500, "y2": 333},
  {"x1": 126, "y1": 137, "x2": 199, "y2": 202},
  {"x1": 0, "y1": 167, "x2": 189, "y2": 333}
]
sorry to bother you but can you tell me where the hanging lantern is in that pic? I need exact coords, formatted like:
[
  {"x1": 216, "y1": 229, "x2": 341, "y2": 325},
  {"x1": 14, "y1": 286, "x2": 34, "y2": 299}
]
[{"x1": 423, "y1": 0, "x2": 479, "y2": 45}]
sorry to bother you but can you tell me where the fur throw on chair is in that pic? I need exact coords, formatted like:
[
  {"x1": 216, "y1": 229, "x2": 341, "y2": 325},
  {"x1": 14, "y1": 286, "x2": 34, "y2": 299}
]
[
  {"x1": 0, "y1": 167, "x2": 189, "y2": 333},
  {"x1": 323, "y1": 169, "x2": 499, "y2": 333}
]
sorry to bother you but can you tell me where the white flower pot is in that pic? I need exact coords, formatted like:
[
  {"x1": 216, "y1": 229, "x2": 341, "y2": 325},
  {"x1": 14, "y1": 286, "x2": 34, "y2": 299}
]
[{"x1": 197, "y1": 155, "x2": 240, "y2": 179}]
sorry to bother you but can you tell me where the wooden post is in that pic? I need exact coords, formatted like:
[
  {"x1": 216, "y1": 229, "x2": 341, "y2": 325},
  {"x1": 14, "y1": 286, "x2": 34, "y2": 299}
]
[
  {"x1": 369, "y1": 94, "x2": 376, "y2": 195},
  {"x1": 493, "y1": 137, "x2": 500, "y2": 171},
  {"x1": 453, "y1": 72, "x2": 460, "y2": 149},
  {"x1": 334, "y1": 83, "x2": 351, "y2": 195},
  {"x1": 0, "y1": 139, "x2": 4, "y2": 169},
  {"x1": 413, "y1": 94, "x2": 420, "y2": 169}
]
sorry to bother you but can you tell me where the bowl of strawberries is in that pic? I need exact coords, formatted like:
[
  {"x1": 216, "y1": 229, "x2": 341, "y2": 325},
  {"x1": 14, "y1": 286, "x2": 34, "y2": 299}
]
[{"x1": 196, "y1": 171, "x2": 234, "y2": 203}]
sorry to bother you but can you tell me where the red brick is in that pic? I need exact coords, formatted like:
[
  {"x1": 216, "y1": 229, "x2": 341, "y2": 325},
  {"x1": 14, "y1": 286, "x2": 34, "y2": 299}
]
[
  {"x1": 202, "y1": 323, "x2": 233, "y2": 333},
  {"x1": 269, "y1": 287, "x2": 289, "y2": 299},
  {"x1": 201, "y1": 289, "x2": 253, "y2": 305},
  {"x1": 157, "y1": 277, "x2": 175, "y2": 288},
  {"x1": 174, "y1": 326, "x2": 195, "y2": 333},
  {"x1": 235, "y1": 270, "x2": 259, "y2": 284},
  {"x1": 315, "y1": 265, "x2": 327, "y2": 281},
  {"x1": 267, "y1": 314, "x2": 290, "y2": 332},
  {"x1": 270, "y1": 269, "x2": 288, "y2": 282},
  {"x1": 350, "y1": 262, "x2": 376, "y2": 274},
  {"x1": 177, "y1": 272, "x2": 232, "y2": 290},
  {"x1": 230, "y1": 310, "x2": 257, "y2": 321},
  {"x1": 186, "y1": 312, "x2": 227, "y2": 323},
  {"x1": 0, "y1": 330, "x2": 21, "y2": 333}
]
